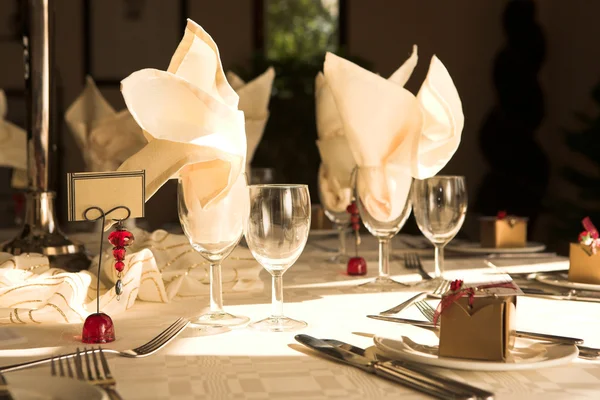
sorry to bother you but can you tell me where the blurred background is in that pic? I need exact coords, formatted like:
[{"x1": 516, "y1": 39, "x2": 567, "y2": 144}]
[{"x1": 1, "y1": 0, "x2": 600, "y2": 254}]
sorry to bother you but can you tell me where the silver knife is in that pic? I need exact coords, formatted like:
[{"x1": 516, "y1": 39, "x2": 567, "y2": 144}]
[
  {"x1": 0, "y1": 373, "x2": 14, "y2": 400},
  {"x1": 367, "y1": 315, "x2": 584, "y2": 345},
  {"x1": 521, "y1": 287, "x2": 600, "y2": 302},
  {"x1": 295, "y1": 334, "x2": 488, "y2": 399},
  {"x1": 322, "y1": 339, "x2": 495, "y2": 400}
]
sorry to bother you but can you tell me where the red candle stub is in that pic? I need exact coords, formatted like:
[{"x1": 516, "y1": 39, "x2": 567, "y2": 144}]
[
  {"x1": 347, "y1": 257, "x2": 367, "y2": 276},
  {"x1": 82, "y1": 312, "x2": 115, "y2": 344}
]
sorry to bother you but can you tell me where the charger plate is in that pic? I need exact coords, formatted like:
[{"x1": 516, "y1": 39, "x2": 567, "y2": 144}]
[
  {"x1": 535, "y1": 272, "x2": 600, "y2": 292},
  {"x1": 373, "y1": 335, "x2": 578, "y2": 371}
]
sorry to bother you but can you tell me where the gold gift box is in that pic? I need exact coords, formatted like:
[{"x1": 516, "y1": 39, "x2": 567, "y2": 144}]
[
  {"x1": 569, "y1": 243, "x2": 600, "y2": 284},
  {"x1": 480, "y1": 217, "x2": 527, "y2": 248},
  {"x1": 439, "y1": 294, "x2": 516, "y2": 361},
  {"x1": 311, "y1": 204, "x2": 333, "y2": 230}
]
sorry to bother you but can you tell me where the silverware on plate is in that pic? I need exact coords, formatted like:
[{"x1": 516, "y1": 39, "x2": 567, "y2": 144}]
[
  {"x1": 1, "y1": 317, "x2": 190, "y2": 373},
  {"x1": 295, "y1": 334, "x2": 493, "y2": 399},
  {"x1": 520, "y1": 287, "x2": 600, "y2": 302},
  {"x1": 380, "y1": 280, "x2": 450, "y2": 316}
]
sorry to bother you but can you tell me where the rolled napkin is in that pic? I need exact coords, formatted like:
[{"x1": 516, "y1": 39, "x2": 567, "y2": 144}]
[
  {"x1": 0, "y1": 89, "x2": 27, "y2": 188},
  {"x1": 0, "y1": 228, "x2": 263, "y2": 324},
  {"x1": 65, "y1": 77, "x2": 146, "y2": 172},
  {"x1": 117, "y1": 19, "x2": 246, "y2": 210},
  {"x1": 315, "y1": 73, "x2": 354, "y2": 213},
  {"x1": 323, "y1": 45, "x2": 464, "y2": 221},
  {"x1": 226, "y1": 67, "x2": 275, "y2": 169}
]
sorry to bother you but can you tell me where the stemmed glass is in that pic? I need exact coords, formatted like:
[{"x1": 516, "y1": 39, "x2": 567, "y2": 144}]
[
  {"x1": 353, "y1": 166, "x2": 413, "y2": 290},
  {"x1": 412, "y1": 176, "x2": 467, "y2": 280},
  {"x1": 246, "y1": 184, "x2": 311, "y2": 332},
  {"x1": 177, "y1": 172, "x2": 250, "y2": 328},
  {"x1": 318, "y1": 166, "x2": 352, "y2": 263}
]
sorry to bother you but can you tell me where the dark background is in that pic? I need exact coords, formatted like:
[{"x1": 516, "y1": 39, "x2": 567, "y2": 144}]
[{"x1": 1, "y1": 0, "x2": 600, "y2": 254}]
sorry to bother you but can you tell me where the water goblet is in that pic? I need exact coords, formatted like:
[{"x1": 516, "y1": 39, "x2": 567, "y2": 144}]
[
  {"x1": 412, "y1": 176, "x2": 467, "y2": 280},
  {"x1": 177, "y1": 172, "x2": 250, "y2": 328},
  {"x1": 353, "y1": 166, "x2": 413, "y2": 290},
  {"x1": 246, "y1": 184, "x2": 311, "y2": 332},
  {"x1": 318, "y1": 165, "x2": 352, "y2": 263}
]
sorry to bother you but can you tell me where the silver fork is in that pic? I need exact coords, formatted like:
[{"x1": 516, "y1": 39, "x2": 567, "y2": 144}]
[
  {"x1": 2, "y1": 317, "x2": 190, "y2": 372},
  {"x1": 380, "y1": 279, "x2": 451, "y2": 315},
  {"x1": 404, "y1": 253, "x2": 431, "y2": 281},
  {"x1": 79, "y1": 347, "x2": 123, "y2": 400}
]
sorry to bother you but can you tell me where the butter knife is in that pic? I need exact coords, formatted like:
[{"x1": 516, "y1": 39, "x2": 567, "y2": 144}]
[
  {"x1": 295, "y1": 334, "x2": 487, "y2": 399},
  {"x1": 367, "y1": 315, "x2": 584, "y2": 345},
  {"x1": 0, "y1": 373, "x2": 14, "y2": 400}
]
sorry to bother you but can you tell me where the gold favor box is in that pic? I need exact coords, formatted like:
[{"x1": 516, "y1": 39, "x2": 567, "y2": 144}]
[
  {"x1": 480, "y1": 217, "x2": 527, "y2": 248},
  {"x1": 439, "y1": 294, "x2": 516, "y2": 361},
  {"x1": 569, "y1": 243, "x2": 600, "y2": 284}
]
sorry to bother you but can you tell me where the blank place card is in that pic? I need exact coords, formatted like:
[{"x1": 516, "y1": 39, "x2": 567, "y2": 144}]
[{"x1": 67, "y1": 170, "x2": 145, "y2": 222}]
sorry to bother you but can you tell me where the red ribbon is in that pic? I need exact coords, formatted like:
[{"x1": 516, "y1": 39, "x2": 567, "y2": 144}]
[
  {"x1": 582, "y1": 217, "x2": 598, "y2": 238},
  {"x1": 433, "y1": 281, "x2": 516, "y2": 326}
]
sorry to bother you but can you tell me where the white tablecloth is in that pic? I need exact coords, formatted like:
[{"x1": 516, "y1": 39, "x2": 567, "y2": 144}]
[{"x1": 1, "y1": 233, "x2": 599, "y2": 400}]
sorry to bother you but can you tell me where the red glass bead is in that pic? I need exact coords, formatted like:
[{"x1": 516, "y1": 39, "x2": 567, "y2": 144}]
[
  {"x1": 497, "y1": 210, "x2": 507, "y2": 220},
  {"x1": 347, "y1": 257, "x2": 367, "y2": 276},
  {"x1": 113, "y1": 247, "x2": 126, "y2": 261},
  {"x1": 82, "y1": 312, "x2": 115, "y2": 343},
  {"x1": 350, "y1": 215, "x2": 360, "y2": 223},
  {"x1": 352, "y1": 223, "x2": 360, "y2": 230},
  {"x1": 108, "y1": 230, "x2": 135, "y2": 247},
  {"x1": 115, "y1": 261, "x2": 125, "y2": 272},
  {"x1": 346, "y1": 203, "x2": 358, "y2": 214}
]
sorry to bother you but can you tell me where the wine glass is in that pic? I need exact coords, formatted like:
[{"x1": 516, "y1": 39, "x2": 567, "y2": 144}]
[
  {"x1": 246, "y1": 184, "x2": 310, "y2": 332},
  {"x1": 412, "y1": 176, "x2": 467, "y2": 280},
  {"x1": 177, "y1": 171, "x2": 250, "y2": 328},
  {"x1": 318, "y1": 165, "x2": 352, "y2": 263},
  {"x1": 353, "y1": 166, "x2": 413, "y2": 290}
]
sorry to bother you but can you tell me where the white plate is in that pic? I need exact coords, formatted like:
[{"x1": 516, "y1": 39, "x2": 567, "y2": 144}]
[
  {"x1": 6, "y1": 376, "x2": 107, "y2": 400},
  {"x1": 446, "y1": 241, "x2": 546, "y2": 254},
  {"x1": 535, "y1": 272, "x2": 600, "y2": 292},
  {"x1": 373, "y1": 335, "x2": 578, "y2": 371}
]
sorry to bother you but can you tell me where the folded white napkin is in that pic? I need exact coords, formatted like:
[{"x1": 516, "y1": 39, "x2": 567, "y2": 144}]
[
  {"x1": 117, "y1": 19, "x2": 246, "y2": 214},
  {"x1": 226, "y1": 68, "x2": 275, "y2": 168},
  {"x1": 65, "y1": 77, "x2": 146, "y2": 172},
  {"x1": 0, "y1": 228, "x2": 263, "y2": 324},
  {"x1": 323, "y1": 45, "x2": 464, "y2": 221},
  {"x1": 315, "y1": 73, "x2": 354, "y2": 213},
  {"x1": 0, "y1": 89, "x2": 27, "y2": 188}
]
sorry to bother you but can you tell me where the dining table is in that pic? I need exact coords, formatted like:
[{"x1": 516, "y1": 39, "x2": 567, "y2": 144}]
[{"x1": 1, "y1": 230, "x2": 599, "y2": 400}]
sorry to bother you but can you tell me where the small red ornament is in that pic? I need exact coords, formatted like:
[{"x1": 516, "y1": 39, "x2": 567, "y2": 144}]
[
  {"x1": 113, "y1": 247, "x2": 126, "y2": 261},
  {"x1": 109, "y1": 222, "x2": 134, "y2": 300},
  {"x1": 108, "y1": 230, "x2": 135, "y2": 247},
  {"x1": 114, "y1": 261, "x2": 125, "y2": 272},
  {"x1": 450, "y1": 279, "x2": 463, "y2": 292},
  {"x1": 497, "y1": 210, "x2": 507, "y2": 220},
  {"x1": 82, "y1": 312, "x2": 115, "y2": 344},
  {"x1": 346, "y1": 200, "x2": 367, "y2": 275}
]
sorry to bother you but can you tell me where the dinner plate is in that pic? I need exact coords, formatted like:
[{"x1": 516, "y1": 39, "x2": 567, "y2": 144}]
[
  {"x1": 373, "y1": 335, "x2": 578, "y2": 371},
  {"x1": 6, "y1": 376, "x2": 107, "y2": 400},
  {"x1": 446, "y1": 241, "x2": 546, "y2": 254},
  {"x1": 535, "y1": 272, "x2": 600, "y2": 292}
]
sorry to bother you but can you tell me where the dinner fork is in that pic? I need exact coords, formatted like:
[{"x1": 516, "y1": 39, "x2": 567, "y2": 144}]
[
  {"x1": 52, "y1": 348, "x2": 123, "y2": 400},
  {"x1": 404, "y1": 253, "x2": 431, "y2": 281},
  {"x1": 380, "y1": 279, "x2": 451, "y2": 316},
  {"x1": 1, "y1": 317, "x2": 190, "y2": 373}
]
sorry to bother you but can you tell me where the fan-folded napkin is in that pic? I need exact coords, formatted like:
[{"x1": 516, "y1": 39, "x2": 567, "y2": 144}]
[
  {"x1": 65, "y1": 77, "x2": 146, "y2": 172},
  {"x1": 323, "y1": 46, "x2": 464, "y2": 221},
  {"x1": 0, "y1": 229, "x2": 263, "y2": 324},
  {"x1": 226, "y1": 68, "x2": 275, "y2": 168}
]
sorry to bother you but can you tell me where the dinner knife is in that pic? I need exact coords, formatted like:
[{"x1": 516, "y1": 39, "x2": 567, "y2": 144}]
[
  {"x1": 322, "y1": 339, "x2": 495, "y2": 400},
  {"x1": 521, "y1": 287, "x2": 600, "y2": 302},
  {"x1": 367, "y1": 315, "x2": 584, "y2": 345},
  {"x1": 0, "y1": 373, "x2": 14, "y2": 400},
  {"x1": 295, "y1": 334, "x2": 487, "y2": 399}
]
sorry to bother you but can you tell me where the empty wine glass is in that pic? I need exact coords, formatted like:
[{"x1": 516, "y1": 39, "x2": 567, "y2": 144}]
[
  {"x1": 353, "y1": 166, "x2": 413, "y2": 290},
  {"x1": 246, "y1": 184, "x2": 310, "y2": 332},
  {"x1": 318, "y1": 165, "x2": 352, "y2": 263},
  {"x1": 178, "y1": 171, "x2": 250, "y2": 328},
  {"x1": 412, "y1": 176, "x2": 467, "y2": 280}
]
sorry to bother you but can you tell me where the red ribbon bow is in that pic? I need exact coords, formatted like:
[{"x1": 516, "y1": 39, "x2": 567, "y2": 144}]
[{"x1": 433, "y1": 279, "x2": 516, "y2": 326}]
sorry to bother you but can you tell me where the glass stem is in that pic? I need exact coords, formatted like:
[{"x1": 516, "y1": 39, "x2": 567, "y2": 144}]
[
  {"x1": 338, "y1": 225, "x2": 347, "y2": 256},
  {"x1": 271, "y1": 273, "x2": 284, "y2": 319},
  {"x1": 434, "y1": 245, "x2": 445, "y2": 278},
  {"x1": 209, "y1": 263, "x2": 224, "y2": 314},
  {"x1": 378, "y1": 238, "x2": 390, "y2": 278}
]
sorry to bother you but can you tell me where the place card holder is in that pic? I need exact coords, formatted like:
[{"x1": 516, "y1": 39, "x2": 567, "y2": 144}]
[
  {"x1": 67, "y1": 170, "x2": 145, "y2": 343},
  {"x1": 569, "y1": 243, "x2": 600, "y2": 284}
]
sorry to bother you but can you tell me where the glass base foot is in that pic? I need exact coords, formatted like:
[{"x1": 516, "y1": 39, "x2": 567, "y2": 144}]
[
  {"x1": 326, "y1": 253, "x2": 350, "y2": 264},
  {"x1": 190, "y1": 311, "x2": 250, "y2": 328},
  {"x1": 249, "y1": 316, "x2": 308, "y2": 332},
  {"x1": 358, "y1": 276, "x2": 409, "y2": 292}
]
